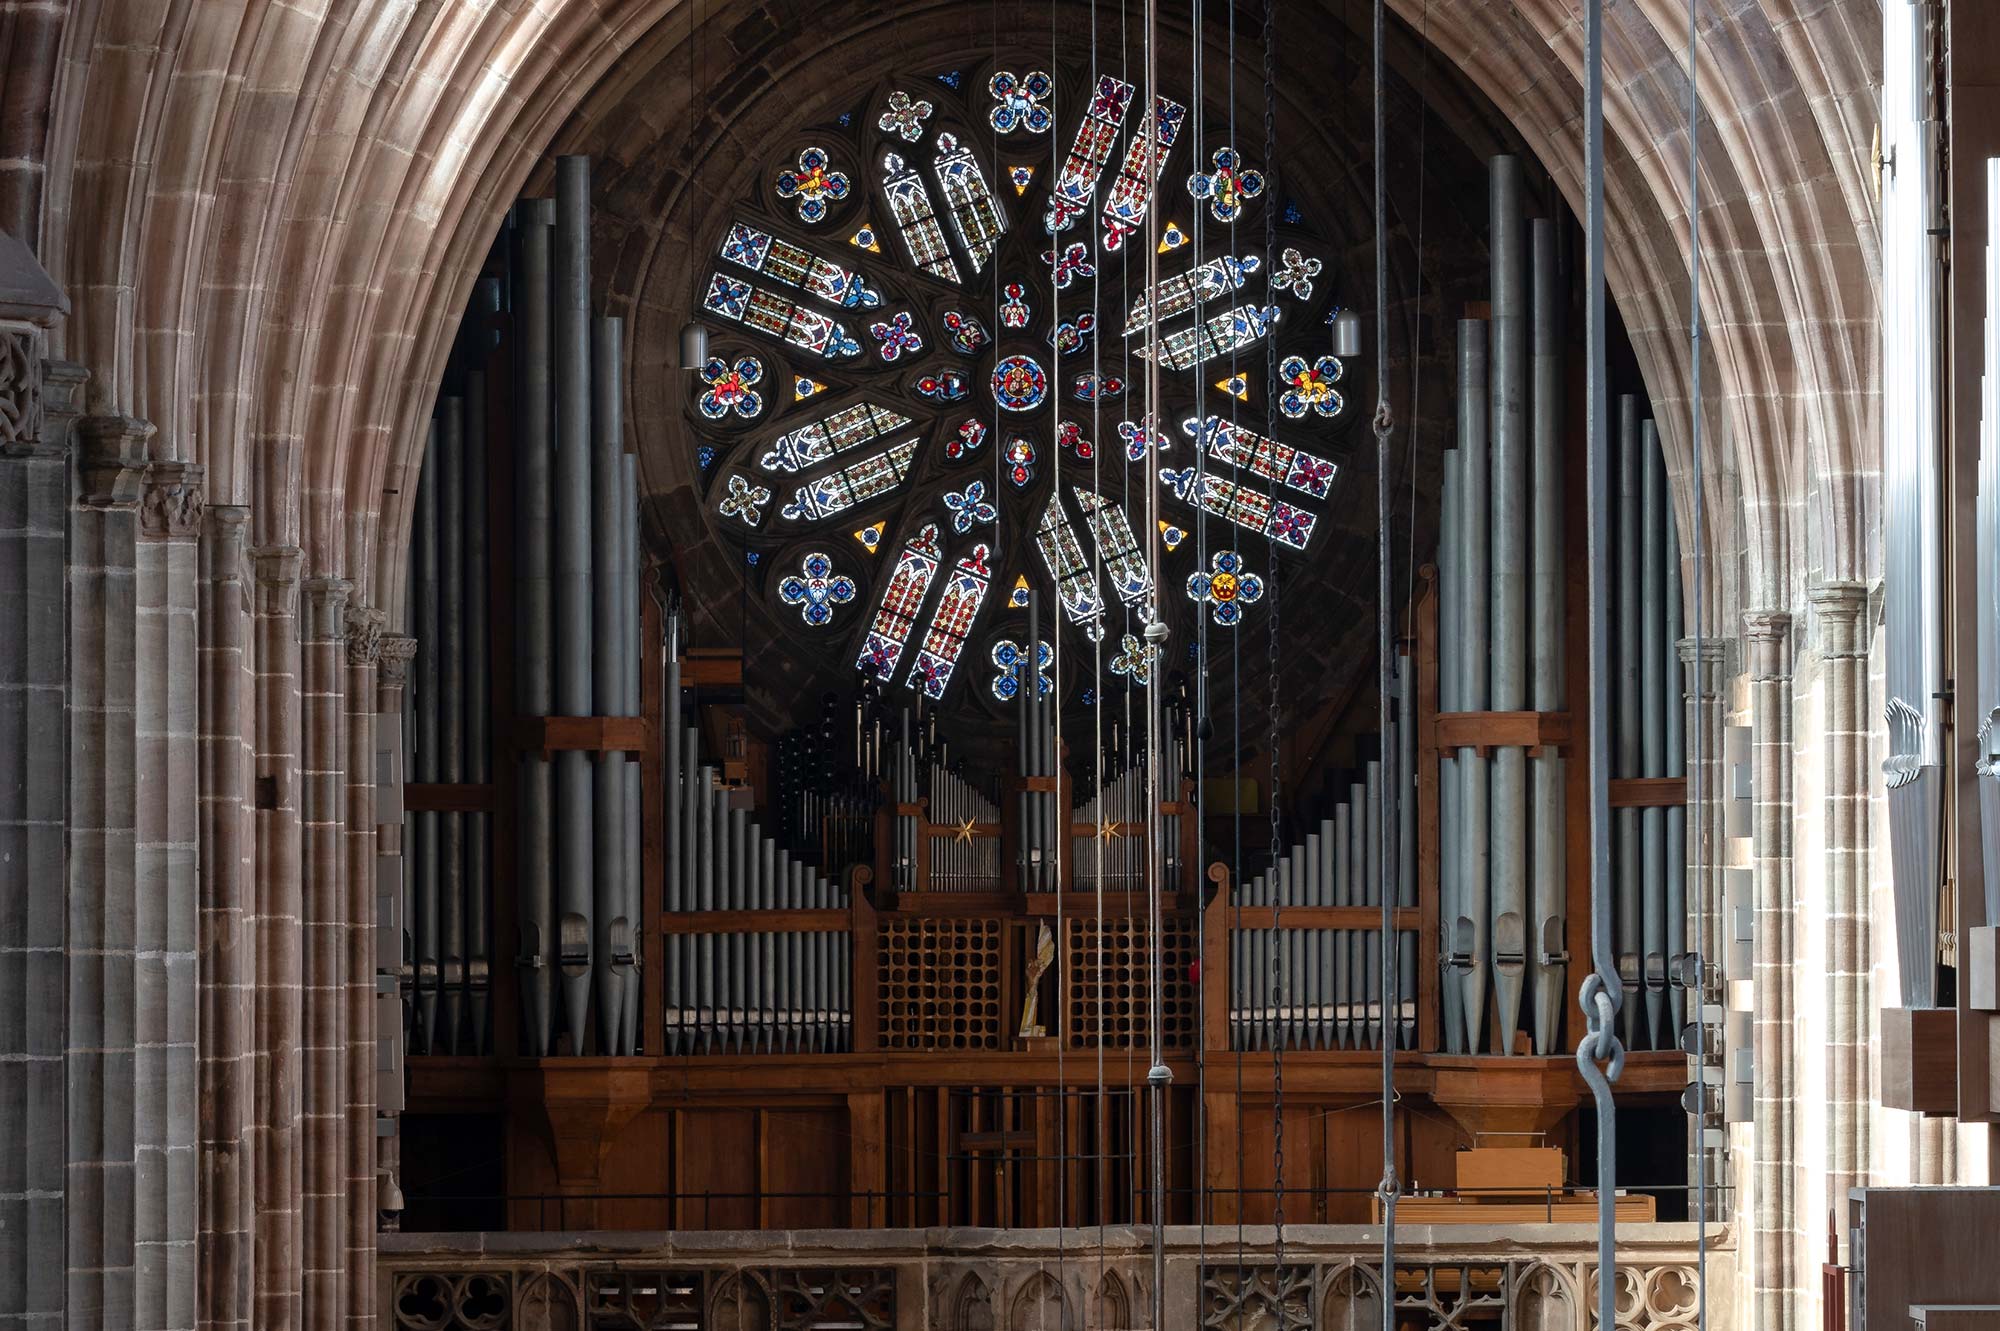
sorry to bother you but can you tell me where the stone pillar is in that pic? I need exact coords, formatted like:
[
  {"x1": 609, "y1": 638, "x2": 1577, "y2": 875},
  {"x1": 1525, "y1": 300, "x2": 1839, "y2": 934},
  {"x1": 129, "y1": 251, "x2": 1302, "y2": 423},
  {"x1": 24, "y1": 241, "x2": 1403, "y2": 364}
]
[
  {"x1": 1744, "y1": 609, "x2": 1797, "y2": 1331},
  {"x1": 67, "y1": 412, "x2": 152, "y2": 1326},
  {"x1": 199, "y1": 504, "x2": 256, "y2": 1329},
  {"x1": 136, "y1": 461, "x2": 203, "y2": 1329},
  {"x1": 251, "y1": 543, "x2": 305, "y2": 1328},
  {"x1": 375, "y1": 637, "x2": 417, "y2": 1236},
  {"x1": 344, "y1": 605, "x2": 384, "y2": 1330},
  {"x1": 301, "y1": 576, "x2": 352, "y2": 1329},
  {"x1": 1810, "y1": 581, "x2": 1872, "y2": 1244},
  {"x1": 1679, "y1": 634, "x2": 1730, "y2": 1221},
  {"x1": 0, "y1": 333, "x2": 81, "y2": 1326}
]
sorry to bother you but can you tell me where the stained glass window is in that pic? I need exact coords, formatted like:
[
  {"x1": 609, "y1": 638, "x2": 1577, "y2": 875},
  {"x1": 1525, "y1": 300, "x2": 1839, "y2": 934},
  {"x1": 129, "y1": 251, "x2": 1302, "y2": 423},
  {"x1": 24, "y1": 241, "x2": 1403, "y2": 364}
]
[
  {"x1": 856, "y1": 523, "x2": 943, "y2": 679},
  {"x1": 1161, "y1": 467, "x2": 1319, "y2": 550},
  {"x1": 1100, "y1": 94, "x2": 1187, "y2": 250},
  {"x1": 778, "y1": 438, "x2": 919, "y2": 522},
  {"x1": 1073, "y1": 487, "x2": 1151, "y2": 608},
  {"x1": 907, "y1": 543, "x2": 993, "y2": 698},
  {"x1": 1046, "y1": 75, "x2": 1133, "y2": 232},
  {"x1": 1183, "y1": 415, "x2": 1339, "y2": 499},
  {"x1": 933, "y1": 133, "x2": 1007, "y2": 275},
  {"x1": 720, "y1": 220, "x2": 883, "y2": 308},
  {"x1": 1124, "y1": 254, "x2": 1261, "y2": 334},
  {"x1": 882, "y1": 152, "x2": 961, "y2": 283},
  {"x1": 703, "y1": 273, "x2": 863, "y2": 359},
  {"x1": 1034, "y1": 494, "x2": 1104, "y2": 640},
  {"x1": 760, "y1": 401, "x2": 913, "y2": 472},
  {"x1": 1134, "y1": 301, "x2": 1279, "y2": 371}
]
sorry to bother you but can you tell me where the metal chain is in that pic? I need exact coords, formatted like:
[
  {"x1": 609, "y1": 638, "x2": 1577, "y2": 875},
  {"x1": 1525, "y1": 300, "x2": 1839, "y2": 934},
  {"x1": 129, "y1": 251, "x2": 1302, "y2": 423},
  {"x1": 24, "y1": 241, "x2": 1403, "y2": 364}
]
[{"x1": 1261, "y1": 0, "x2": 1287, "y2": 1269}]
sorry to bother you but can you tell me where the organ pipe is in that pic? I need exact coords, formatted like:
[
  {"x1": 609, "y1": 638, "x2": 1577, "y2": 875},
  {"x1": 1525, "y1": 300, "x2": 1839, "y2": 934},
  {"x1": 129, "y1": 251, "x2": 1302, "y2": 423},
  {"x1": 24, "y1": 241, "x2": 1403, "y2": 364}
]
[
  {"x1": 1615, "y1": 394, "x2": 1643, "y2": 1048},
  {"x1": 590, "y1": 312, "x2": 625, "y2": 1052},
  {"x1": 1529, "y1": 216, "x2": 1567, "y2": 1054},
  {"x1": 553, "y1": 154, "x2": 595, "y2": 1052},
  {"x1": 1454, "y1": 317, "x2": 1491, "y2": 1053},
  {"x1": 413, "y1": 427, "x2": 440, "y2": 1053},
  {"x1": 465, "y1": 359, "x2": 492, "y2": 1056},
  {"x1": 1640, "y1": 417, "x2": 1669, "y2": 1048},
  {"x1": 515, "y1": 197, "x2": 557, "y2": 1056},
  {"x1": 439, "y1": 393, "x2": 465, "y2": 1053}
]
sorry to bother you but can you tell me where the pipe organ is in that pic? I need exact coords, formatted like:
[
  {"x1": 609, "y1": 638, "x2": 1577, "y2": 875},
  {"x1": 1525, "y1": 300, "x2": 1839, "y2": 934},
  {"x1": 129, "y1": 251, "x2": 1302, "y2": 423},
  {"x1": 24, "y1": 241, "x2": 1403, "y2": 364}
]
[{"x1": 391, "y1": 153, "x2": 1703, "y2": 1234}]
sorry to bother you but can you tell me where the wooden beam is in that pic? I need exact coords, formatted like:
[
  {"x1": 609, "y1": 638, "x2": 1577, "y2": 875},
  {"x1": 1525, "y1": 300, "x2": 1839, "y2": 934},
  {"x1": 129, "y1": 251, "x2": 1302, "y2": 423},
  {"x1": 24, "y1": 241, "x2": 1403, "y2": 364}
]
[
  {"x1": 514, "y1": 714, "x2": 649, "y2": 759},
  {"x1": 681, "y1": 649, "x2": 743, "y2": 687},
  {"x1": 1433, "y1": 709, "x2": 1572, "y2": 754},
  {"x1": 659, "y1": 909, "x2": 852, "y2": 934},
  {"x1": 1607, "y1": 776, "x2": 1686, "y2": 809}
]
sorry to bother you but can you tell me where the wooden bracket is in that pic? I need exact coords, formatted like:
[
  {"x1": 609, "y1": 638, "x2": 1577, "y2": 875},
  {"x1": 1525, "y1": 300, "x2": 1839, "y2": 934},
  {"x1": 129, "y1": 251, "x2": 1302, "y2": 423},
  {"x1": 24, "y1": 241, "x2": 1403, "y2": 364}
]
[
  {"x1": 514, "y1": 715, "x2": 648, "y2": 760},
  {"x1": 1433, "y1": 710, "x2": 1571, "y2": 756},
  {"x1": 1607, "y1": 776, "x2": 1687, "y2": 808}
]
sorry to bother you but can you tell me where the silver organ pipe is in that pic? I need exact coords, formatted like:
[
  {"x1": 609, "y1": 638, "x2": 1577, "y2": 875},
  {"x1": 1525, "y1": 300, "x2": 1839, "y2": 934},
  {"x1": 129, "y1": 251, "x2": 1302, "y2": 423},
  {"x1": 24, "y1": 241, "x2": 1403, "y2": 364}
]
[
  {"x1": 465, "y1": 351, "x2": 493, "y2": 1056},
  {"x1": 413, "y1": 425, "x2": 439, "y2": 1052},
  {"x1": 1529, "y1": 215, "x2": 1568, "y2": 1056},
  {"x1": 438, "y1": 393, "x2": 465, "y2": 1053},
  {"x1": 1615, "y1": 394, "x2": 1643, "y2": 1048}
]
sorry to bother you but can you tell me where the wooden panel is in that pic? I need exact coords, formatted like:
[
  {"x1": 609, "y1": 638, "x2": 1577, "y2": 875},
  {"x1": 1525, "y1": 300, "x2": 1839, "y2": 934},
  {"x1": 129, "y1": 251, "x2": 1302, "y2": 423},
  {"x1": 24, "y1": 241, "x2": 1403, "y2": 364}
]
[
  {"x1": 847, "y1": 1091, "x2": 884, "y2": 1227},
  {"x1": 1433, "y1": 710, "x2": 1571, "y2": 753},
  {"x1": 514, "y1": 715, "x2": 649, "y2": 758},
  {"x1": 1454, "y1": 1145, "x2": 1564, "y2": 1191},
  {"x1": 1853, "y1": 1188, "x2": 2000, "y2": 1329},
  {"x1": 681, "y1": 650, "x2": 743, "y2": 686},
  {"x1": 1227, "y1": 906, "x2": 1421, "y2": 930},
  {"x1": 1880, "y1": 1006, "x2": 1959, "y2": 1113},
  {"x1": 1607, "y1": 776, "x2": 1687, "y2": 808},
  {"x1": 675, "y1": 1108, "x2": 759, "y2": 1229},
  {"x1": 762, "y1": 1107, "x2": 847, "y2": 1229}
]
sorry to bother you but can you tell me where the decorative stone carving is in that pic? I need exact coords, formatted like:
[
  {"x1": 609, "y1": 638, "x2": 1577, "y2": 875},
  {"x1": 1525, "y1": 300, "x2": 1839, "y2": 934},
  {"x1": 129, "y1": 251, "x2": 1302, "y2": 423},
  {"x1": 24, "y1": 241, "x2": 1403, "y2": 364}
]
[
  {"x1": 140, "y1": 460, "x2": 206, "y2": 538},
  {"x1": 76, "y1": 412, "x2": 153, "y2": 507},
  {"x1": 1809, "y1": 579, "x2": 1871, "y2": 659},
  {"x1": 379, "y1": 635, "x2": 417, "y2": 692},
  {"x1": 301, "y1": 576, "x2": 355, "y2": 642},
  {"x1": 250, "y1": 544, "x2": 305, "y2": 617},
  {"x1": 1741, "y1": 608, "x2": 1793, "y2": 680},
  {"x1": 346, "y1": 604, "x2": 386, "y2": 666},
  {"x1": 0, "y1": 327, "x2": 42, "y2": 453}
]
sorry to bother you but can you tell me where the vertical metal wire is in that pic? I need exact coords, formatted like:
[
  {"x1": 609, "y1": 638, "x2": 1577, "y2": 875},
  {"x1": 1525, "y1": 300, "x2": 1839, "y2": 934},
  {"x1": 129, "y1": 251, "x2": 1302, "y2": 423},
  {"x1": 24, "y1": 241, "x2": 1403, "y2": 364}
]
[
  {"x1": 1683, "y1": 0, "x2": 1711, "y2": 1321},
  {"x1": 1370, "y1": 2, "x2": 1399, "y2": 1320},
  {"x1": 1576, "y1": 4, "x2": 1627, "y2": 1329}
]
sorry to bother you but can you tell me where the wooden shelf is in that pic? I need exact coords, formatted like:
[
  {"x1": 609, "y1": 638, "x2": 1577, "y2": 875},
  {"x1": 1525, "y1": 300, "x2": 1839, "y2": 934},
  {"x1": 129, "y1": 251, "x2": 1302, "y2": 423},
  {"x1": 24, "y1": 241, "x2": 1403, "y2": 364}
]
[
  {"x1": 513, "y1": 715, "x2": 648, "y2": 759},
  {"x1": 1433, "y1": 710, "x2": 1571, "y2": 754},
  {"x1": 1608, "y1": 776, "x2": 1687, "y2": 808},
  {"x1": 659, "y1": 909, "x2": 851, "y2": 934}
]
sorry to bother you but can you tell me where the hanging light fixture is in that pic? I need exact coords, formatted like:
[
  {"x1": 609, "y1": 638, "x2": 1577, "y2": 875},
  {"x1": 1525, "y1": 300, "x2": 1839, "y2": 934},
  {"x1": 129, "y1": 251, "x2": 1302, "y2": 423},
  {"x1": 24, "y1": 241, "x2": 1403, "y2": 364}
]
[
  {"x1": 1330, "y1": 305, "x2": 1364, "y2": 359},
  {"x1": 676, "y1": 0, "x2": 708, "y2": 371}
]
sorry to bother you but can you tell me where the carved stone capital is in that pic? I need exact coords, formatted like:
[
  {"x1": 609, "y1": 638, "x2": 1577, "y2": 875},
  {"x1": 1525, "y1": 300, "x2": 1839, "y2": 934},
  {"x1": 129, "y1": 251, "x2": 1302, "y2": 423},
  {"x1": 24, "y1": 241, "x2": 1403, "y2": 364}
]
[
  {"x1": 0, "y1": 326, "x2": 44, "y2": 456},
  {"x1": 250, "y1": 545, "x2": 305, "y2": 616},
  {"x1": 379, "y1": 635, "x2": 417, "y2": 691},
  {"x1": 1808, "y1": 579, "x2": 1872, "y2": 660},
  {"x1": 301, "y1": 577, "x2": 354, "y2": 642},
  {"x1": 76, "y1": 413, "x2": 154, "y2": 508},
  {"x1": 346, "y1": 604, "x2": 387, "y2": 666},
  {"x1": 1742, "y1": 608, "x2": 1793, "y2": 681},
  {"x1": 201, "y1": 505, "x2": 252, "y2": 585},
  {"x1": 140, "y1": 460, "x2": 205, "y2": 539}
]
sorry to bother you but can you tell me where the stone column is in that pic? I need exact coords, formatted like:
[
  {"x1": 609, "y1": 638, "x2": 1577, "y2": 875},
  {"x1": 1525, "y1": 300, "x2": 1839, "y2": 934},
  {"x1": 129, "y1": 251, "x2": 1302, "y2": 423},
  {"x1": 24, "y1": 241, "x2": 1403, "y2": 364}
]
[
  {"x1": 301, "y1": 576, "x2": 352, "y2": 1329},
  {"x1": 1744, "y1": 609, "x2": 1797, "y2": 1331},
  {"x1": 0, "y1": 334, "x2": 81, "y2": 1327},
  {"x1": 375, "y1": 637, "x2": 417, "y2": 1236},
  {"x1": 1679, "y1": 634, "x2": 1730, "y2": 1221},
  {"x1": 136, "y1": 461, "x2": 203, "y2": 1329},
  {"x1": 1810, "y1": 581, "x2": 1872, "y2": 1243},
  {"x1": 68, "y1": 412, "x2": 152, "y2": 1326},
  {"x1": 199, "y1": 504, "x2": 256, "y2": 1329},
  {"x1": 251, "y1": 543, "x2": 305, "y2": 1328},
  {"x1": 344, "y1": 604, "x2": 384, "y2": 1330}
]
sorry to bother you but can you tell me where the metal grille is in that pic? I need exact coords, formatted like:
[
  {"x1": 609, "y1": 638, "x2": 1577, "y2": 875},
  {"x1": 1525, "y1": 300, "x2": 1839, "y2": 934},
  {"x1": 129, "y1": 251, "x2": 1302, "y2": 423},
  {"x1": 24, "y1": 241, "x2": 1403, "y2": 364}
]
[{"x1": 878, "y1": 917, "x2": 1003, "y2": 1050}]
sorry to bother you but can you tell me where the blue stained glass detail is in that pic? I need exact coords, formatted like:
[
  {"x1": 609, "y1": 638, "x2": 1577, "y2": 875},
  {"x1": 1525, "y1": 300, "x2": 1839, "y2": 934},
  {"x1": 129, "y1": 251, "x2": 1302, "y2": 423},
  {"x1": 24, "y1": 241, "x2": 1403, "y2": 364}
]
[
  {"x1": 1081, "y1": 688, "x2": 1095, "y2": 706},
  {"x1": 838, "y1": 112, "x2": 854, "y2": 127},
  {"x1": 1282, "y1": 198, "x2": 1303, "y2": 224},
  {"x1": 938, "y1": 70, "x2": 964, "y2": 89},
  {"x1": 697, "y1": 445, "x2": 718, "y2": 470},
  {"x1": 746, "y1": 550, "x2": 762, "y2": 566}
]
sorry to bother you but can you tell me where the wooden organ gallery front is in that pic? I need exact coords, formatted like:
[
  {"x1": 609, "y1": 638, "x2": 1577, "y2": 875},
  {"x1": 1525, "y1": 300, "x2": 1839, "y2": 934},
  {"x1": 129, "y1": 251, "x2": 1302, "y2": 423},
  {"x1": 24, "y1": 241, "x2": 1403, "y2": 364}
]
[{"x1": 393, "y1": 137, "x2": 1701, "y2": 1234}]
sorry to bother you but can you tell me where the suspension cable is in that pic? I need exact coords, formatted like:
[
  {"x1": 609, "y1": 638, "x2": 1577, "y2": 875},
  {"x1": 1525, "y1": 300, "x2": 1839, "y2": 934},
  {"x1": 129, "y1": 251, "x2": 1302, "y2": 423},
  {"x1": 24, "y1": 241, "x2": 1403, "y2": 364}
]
[
  {"x1": 1370, "y1": 0, "x2": 1400, "y2": 1319},
  {"x1": 1260, "y1": 0, "x2": 1287, "y2": 1283},
  {"x1": 1576, "y1": 3, "x2": 1628, "y2": 1329}
]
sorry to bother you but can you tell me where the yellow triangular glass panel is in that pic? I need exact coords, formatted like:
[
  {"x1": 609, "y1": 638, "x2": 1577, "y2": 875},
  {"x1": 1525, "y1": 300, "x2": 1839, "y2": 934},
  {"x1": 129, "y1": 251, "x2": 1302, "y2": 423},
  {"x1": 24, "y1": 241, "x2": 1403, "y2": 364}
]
[
  {"x1": 1216, "y1": 373, "x2": 1249, "y2": 401},
  {"x1": 854, "y1": 523, "x2": 883, "y2": 553},
  {"x1": 1158, "y1": 220, "x2": 1189, "y2": 253},
  {"x1": 849, "y1": 223, "x2": 881, "y2": 253}
]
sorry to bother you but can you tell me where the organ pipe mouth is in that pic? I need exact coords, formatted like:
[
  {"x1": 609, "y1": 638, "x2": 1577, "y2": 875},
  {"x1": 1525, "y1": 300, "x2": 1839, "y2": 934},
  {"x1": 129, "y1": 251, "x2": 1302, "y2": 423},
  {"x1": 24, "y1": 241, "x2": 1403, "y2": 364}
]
[{"x1": 678, "y1": 319, "x2": 710, "y2": 368}]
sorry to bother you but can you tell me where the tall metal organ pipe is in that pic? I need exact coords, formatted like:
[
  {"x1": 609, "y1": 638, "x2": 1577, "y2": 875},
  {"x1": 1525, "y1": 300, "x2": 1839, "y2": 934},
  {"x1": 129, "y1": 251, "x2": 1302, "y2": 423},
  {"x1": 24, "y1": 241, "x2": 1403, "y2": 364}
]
[
  {"x1": 439, "y1": 393, "x2": 466, "y2": 1052},
  {"x1": 1640, "y1": 417, "x2": 1669, "y2": 1048},
  {"x1": 413, "y1": 427, "x2": 440, "y2": 1052},
  {"x1": 1528, "y1": 216, "x2": 1567, "y2": 1054},
  {"x1": 515, "y1": 198, "x2": 557, "y2": 1055},
  {"x1": 590, "y1": 313, "x2": 625, "y2": 1052},
  {"x1": 1438, "y1": 449, "x2": 1464, "y2": 1051},
  {"x1": 1615, "y1": 394, "x2": 1644, "y2": 1047},
  {"x1": 553, "y1": 155, "x2": 595, "y2": 1051},
  {"x1": 1488, "y1": 155, "x2": 1530, "y2": 1053},
  {"x1": 465, "y1": 360, "x2": 493, "y2": 1055},
  {"x1": 1454, "y1": 317, "x2": 1492, "y2": 1053},
  {"x1": 620, "y1": 452, "x2": 643, "y2": 1052}
]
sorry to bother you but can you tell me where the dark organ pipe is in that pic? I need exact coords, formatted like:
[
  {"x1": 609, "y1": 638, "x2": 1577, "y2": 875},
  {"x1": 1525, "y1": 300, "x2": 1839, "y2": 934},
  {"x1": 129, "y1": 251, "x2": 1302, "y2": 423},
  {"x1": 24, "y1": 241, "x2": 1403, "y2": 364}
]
[
  {"x1": 1615, "y1": 395, "x2": 1643, "y2": 1048},
  {"x1": 1640, "y1": 417, "x2": 1669, "y2": 1048},
  {"x1": 1529, "y1": 217, "x2": 1568, "y2": 1054},
  {"x1": 590, "y1": 313, "x2": 625, "y2": 1052},
  {"x1": 1663, "y1": 499, "x2": 1687, "y2": 1037},
  {"x1": 1438, "y1": 448, "x2": 1464, "y2": 1051},
  {"x1": 413, "y1": 427, "x2": 440, "y2": 1052},
  {"x1": 553, "y1": 154, "x2": 595, "y2": 1052},
  {"x1": 620, "y1": 452, "x2": 642, "y2": 1052},
  {"x1": 1489, "y1": 157, "x2": 1530, "y2": 1054},
  {"x1": 515, "y1": 198, "x2": 556, "y2": 1055},
  {"x1": 439, "y1": 394, "x2": 466, "y2": 1053},
  {"x1": 465, "y1": 362, "x2": 492, "y2": 1056}
]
